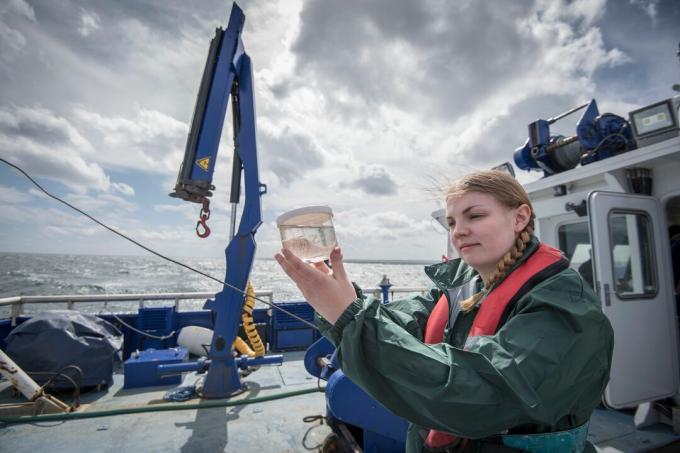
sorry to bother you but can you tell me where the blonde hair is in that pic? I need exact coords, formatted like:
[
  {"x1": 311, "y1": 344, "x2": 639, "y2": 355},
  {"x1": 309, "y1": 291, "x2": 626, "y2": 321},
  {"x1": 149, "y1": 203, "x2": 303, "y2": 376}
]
[{"x1": 446, "y1": 170, "x2": 535, "y2": 312}]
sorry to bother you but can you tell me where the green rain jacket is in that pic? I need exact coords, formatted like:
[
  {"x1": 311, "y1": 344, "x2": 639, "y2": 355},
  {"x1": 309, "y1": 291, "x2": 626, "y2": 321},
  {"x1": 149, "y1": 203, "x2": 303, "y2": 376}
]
[{"x1": 318, "y1": 237, "x2": 614, "y2": 452}]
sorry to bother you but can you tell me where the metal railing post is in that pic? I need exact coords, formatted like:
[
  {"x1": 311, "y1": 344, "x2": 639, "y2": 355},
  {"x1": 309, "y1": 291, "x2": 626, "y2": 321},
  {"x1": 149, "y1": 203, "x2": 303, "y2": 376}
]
[{"x1": 10, "y1": 302, "x2": 22, "y2": 326}]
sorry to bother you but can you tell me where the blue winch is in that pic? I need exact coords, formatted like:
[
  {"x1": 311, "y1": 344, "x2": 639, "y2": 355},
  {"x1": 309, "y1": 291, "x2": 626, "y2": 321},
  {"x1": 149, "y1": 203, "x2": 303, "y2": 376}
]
[
  {"x1": 514, "y1": 99, "x2": 637, "y2": 176},
  {"x1": 305, "y1": 337, "x2": 409, "y2": 452}
]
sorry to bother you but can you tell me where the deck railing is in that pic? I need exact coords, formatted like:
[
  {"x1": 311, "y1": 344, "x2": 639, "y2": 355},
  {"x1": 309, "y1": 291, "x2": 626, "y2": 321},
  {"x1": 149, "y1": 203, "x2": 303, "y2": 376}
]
[{"x1": 0, "y1": 286, "x2": 428, "y2": 324}]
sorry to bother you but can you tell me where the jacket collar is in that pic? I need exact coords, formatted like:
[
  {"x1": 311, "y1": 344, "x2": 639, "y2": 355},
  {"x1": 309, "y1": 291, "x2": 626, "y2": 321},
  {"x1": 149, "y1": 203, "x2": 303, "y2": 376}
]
[{"x1": 424, "y1": 236, "x2": 541, "y2": 290}]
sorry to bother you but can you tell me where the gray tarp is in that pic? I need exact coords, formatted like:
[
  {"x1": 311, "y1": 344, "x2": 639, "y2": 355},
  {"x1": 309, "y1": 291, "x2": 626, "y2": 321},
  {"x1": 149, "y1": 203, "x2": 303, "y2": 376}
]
[{"x1": 5, "y1": 310, "x2": 123, "y2": 389}]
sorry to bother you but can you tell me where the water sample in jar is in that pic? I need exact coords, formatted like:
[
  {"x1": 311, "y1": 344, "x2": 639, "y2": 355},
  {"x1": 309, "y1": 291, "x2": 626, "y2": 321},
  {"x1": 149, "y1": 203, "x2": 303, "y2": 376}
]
[{"x1": 276, "y1": 206, "x2": 337, "y2": 263}]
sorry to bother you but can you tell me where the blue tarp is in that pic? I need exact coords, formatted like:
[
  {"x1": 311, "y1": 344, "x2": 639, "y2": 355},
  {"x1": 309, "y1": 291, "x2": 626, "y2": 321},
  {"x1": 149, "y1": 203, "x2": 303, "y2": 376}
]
[{"x1": 5, "y1": 310, "x2": 122, "y2": 389}]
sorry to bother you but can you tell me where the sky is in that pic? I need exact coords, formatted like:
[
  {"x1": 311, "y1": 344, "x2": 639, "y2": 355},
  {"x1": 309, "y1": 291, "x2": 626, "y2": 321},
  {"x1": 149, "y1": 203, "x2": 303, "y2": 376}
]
[{"x1": 0, "y1": 0, "x2": 679, "y2": 261}]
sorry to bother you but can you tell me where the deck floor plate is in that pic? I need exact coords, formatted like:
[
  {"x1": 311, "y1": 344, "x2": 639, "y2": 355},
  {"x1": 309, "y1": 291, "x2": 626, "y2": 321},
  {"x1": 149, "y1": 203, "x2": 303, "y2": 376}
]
[
  {"x1": 587, "y1": 407, "x2": 680, "y2": 451},
  {"x1": 0, "y1": 351, "x2": 331, "y2": 452},
  {"x1": 2, "y1": 352, "x2": 680, "y2": 452}
]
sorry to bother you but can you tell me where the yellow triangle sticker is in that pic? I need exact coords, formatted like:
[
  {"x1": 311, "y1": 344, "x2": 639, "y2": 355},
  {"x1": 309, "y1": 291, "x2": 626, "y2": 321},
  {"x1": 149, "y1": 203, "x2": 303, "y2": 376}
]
[{"x1": 196, "y1": 156, "x2": 210, "y2": 172}]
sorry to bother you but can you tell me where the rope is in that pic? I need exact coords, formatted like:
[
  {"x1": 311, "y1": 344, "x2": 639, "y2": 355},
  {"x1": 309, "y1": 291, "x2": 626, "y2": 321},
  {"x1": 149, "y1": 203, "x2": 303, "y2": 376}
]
[
  {"x1": 0, "y1": 386, "x2": 325, "y2": 424},
  {"x1": 105, "y1": 310, "x2": 176, "y2": 340}
]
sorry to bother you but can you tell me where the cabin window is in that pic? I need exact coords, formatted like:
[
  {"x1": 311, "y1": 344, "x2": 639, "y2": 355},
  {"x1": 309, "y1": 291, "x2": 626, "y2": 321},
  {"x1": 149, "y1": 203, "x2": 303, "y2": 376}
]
[
  {"x1": 608, "y1": 210, "x2": 657, "y2": 298},
  {"x1": 557, "y1": 221, "x2": 593, "y2": 289}
]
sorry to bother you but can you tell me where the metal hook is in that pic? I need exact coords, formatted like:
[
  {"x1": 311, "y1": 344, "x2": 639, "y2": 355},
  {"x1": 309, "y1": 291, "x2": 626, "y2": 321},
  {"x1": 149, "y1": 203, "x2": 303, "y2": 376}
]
[
  {"x1": 196, "y1": 217, "x2": 211, "y2": 238},
  {"x1": 196, "y1": 198, "x2": 211, "y2": 238}
]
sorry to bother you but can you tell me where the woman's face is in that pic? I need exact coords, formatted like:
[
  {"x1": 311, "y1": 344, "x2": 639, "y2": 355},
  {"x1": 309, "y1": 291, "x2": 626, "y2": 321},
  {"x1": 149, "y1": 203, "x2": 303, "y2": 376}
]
[{"x1": 446, "y1": 191, "x2": 530, "y2": 279}]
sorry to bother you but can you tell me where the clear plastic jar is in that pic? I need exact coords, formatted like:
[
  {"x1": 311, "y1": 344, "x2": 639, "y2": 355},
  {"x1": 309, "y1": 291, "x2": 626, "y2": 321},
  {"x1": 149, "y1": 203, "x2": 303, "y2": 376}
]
[{"x1": 276, "y1": 206, "x2": 337, "y2": 262}]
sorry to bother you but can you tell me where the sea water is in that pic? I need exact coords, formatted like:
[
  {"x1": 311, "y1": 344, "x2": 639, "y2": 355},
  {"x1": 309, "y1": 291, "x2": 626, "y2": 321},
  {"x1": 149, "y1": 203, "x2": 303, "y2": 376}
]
[
  {"x1": 280, "y1": 225, "x2": 337, "y2": 263},
  {"x1": 0, "y1": 253, "x2": 434, "y2": 316}
]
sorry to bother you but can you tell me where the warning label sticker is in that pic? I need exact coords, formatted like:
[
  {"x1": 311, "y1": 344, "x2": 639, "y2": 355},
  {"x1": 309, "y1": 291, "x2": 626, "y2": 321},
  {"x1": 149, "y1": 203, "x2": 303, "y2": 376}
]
[{"x1": 196, "y1": 157, "x2": 210, "y2": 171}]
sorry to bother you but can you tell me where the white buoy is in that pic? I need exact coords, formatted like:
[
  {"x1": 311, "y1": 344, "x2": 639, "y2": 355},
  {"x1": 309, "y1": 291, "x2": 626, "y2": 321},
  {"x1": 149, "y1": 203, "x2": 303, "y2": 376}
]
[{"x1": 177, "y1": 326, "x2": 214, "y2": 357}]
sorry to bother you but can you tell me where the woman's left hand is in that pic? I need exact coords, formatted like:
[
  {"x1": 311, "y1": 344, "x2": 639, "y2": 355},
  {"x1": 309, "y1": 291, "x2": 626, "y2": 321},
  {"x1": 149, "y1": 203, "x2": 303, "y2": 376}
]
[{"x1": 275, "y1": 246, "x2": 356, "y2": 324}]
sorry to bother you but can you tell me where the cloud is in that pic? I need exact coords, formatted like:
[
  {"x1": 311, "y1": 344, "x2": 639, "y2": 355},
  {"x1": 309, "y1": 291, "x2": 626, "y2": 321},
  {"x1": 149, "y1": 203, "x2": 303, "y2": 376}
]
[
  {"x1": 536, "y1": 0, "x2": 607, "y2": 29},
  {"x1": 0, "y1": 199, "x2": 196, "y2": 256},
  {"x1": 0, "y1": 105, "x2": 143, "y2": 221},
  {"x1": 0, "y1": 105, "x2": 113, "y2": 194},
  {"x1": 340, "y1": 164, "x2": 398, "y2": 196},
  {"x1": 0, "y1": 106, "x2": 92, "y2": 150},
  {"x1": 0, "y1": 0, "x2": 35, "y2": 21},
  {"x1": 0, "y1": 0, "x2": 35, "y2": 65},
  {"x1": 155, "y1": 204, "x2": 191, "y2": 213},
  {"x1": 335, "y1": 208, "x2": 432, "y2": 241},
  {"x1": 289, "y1": 0, "x2": 630, "y2": 164},
  {"x1": 78, "y1": 9, "x2": 101, "y2": 37},
  {"x1": 0, "y1": 0, "x2": 677, "y2": 259},
  {"x1": 73, "y1": 106, "x2": 187, "y2": 174},
  {"x1": 44, "y1": 225, "x2": 70, "y2": 236},
  {"x1": 27, "y1": 188, "x2": 48, "y2": 199},
  {"x1": 0, "y1": 203, "x2": 96, "y2": 230},
  {"x1": 0, "y1": 0, "x2": 212, "y2": 127},
  {"x1": 0, "y1": 184, "x2": 32, "y2": 203},
  {"x1": 154, "y1": 203, "x2": 196, "y2": 221},
  {"x1": 258, "y1": 123, "x2": 326, "y2": 186},
  {"x1": 629, "y1": 0, "x2": 660, "y2": 24},
  {"x1": 64, "y1": 193, "x2": 137, "y2": 212},
  {"x1": 111, "y1": 182, "x2": 135, "y2": 196},
  {"x1": 0, "y1": 21, "x2": 27, "y2": 54}
]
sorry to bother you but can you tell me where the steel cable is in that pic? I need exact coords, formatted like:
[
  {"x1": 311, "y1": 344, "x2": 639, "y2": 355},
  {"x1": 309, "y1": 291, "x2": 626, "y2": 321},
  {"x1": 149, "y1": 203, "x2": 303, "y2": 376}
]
[{"x1": 0, "y1": 157, "x2": 318, "y2": 330}]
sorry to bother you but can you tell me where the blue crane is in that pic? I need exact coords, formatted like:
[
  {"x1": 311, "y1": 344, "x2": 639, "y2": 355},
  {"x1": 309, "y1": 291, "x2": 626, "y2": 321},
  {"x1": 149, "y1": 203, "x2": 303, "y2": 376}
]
[{"x1": 164, "y1": 2, "x2": 282, "y2": 398}]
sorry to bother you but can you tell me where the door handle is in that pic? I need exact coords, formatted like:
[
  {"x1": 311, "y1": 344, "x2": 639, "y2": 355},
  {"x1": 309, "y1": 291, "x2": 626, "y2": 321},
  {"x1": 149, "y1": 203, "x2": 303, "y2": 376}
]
[{"x1": 603, "y1": 283, "x2": 611, "y2": 306}]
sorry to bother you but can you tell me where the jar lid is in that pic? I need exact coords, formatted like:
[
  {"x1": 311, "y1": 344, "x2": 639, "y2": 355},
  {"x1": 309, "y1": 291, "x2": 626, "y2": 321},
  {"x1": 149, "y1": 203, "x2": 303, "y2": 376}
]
[{"x1": 276, "y1": 206, "x2": 333, "y2": 227}]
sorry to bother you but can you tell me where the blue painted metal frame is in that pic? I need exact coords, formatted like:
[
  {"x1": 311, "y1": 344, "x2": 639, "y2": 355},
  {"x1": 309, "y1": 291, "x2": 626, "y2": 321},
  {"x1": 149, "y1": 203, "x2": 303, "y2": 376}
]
[
  {"x1": 326, "y1": 369, "x2": 408, "y2": 452},
  {"x1": 304, "y1": 336, "x2": 336, "y2": 379},
  {"x1": 164, "y1": 3, "x2": 281, "y2": 397},
  {"x1": 125, "y1": 347, "x2": 189, "y2": 389},
  {"x1": 136, "y1": 307, "x2": 176, "y2": 350},
  {"x1": 186, "y1": 6, "x2": 243, "y2": 186},
  {"x1": 269, "y1": 301, "x2": 319, "y2": 351},
  {"x1": 202, "y1": 50, "x2": 272, "y2": 397}
]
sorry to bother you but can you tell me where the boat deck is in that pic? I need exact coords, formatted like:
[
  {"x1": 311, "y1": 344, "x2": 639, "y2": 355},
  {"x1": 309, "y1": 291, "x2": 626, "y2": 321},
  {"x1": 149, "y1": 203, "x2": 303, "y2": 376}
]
[
  {"x1": 0, "y1": 351, "x2": 332, "y2": 452},
  {"x1": 588, "y1": 407, "x2": 680, "y2": 452},
  {"x1": 1, "y1": 350, "x2": 679, "y2": 452},
  {"x1": 0, "y1": 351, "x2": 680, "y2": 453}
]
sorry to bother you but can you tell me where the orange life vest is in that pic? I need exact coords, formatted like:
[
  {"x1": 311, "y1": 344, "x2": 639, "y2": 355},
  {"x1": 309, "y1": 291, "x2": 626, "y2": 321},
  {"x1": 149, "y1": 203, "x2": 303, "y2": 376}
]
[{"x1": 422, "y1": 243, "x2": 567, "y2": 451}]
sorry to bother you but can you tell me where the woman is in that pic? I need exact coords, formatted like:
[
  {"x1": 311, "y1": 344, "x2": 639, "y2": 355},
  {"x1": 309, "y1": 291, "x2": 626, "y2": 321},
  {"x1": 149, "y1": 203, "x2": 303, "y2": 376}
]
[{"x1": 276, "y1": 170, "x2": 613, "y2": 452}]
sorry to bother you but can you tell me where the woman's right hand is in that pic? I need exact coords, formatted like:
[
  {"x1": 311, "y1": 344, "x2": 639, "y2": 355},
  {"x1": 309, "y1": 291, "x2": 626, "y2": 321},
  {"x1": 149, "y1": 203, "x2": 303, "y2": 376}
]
[{"x1": 275, "y1": 246, "x2": 356, "y2": 324}]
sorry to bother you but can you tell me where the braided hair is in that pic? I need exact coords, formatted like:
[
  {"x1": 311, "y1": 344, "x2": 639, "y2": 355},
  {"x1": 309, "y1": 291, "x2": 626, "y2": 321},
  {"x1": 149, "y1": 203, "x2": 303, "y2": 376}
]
[{"x1": 445, "y1": 170, "x2": 535, "y2": 312}]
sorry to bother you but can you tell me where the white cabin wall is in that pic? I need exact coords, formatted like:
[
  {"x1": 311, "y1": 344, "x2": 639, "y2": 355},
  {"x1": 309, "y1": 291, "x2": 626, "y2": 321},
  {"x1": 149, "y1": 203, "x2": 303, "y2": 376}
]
[
  {"x1": 534, "y1": 213, "x2": 581, "y2": 248},
  {"x1": 531, "y1": 178, "x2": 620, "y2": 246},
  {"x1": 652, "y1": 157, "x2": 680, "y2": 200}
]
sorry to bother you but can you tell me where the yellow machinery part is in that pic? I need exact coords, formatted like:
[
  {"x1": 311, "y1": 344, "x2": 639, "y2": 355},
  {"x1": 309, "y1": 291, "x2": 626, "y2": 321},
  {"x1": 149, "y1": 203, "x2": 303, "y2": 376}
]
[
  {"x1": 242, "y1": 281, "x2": 265, "y2": 357},
  {"x1": 231, "y1": 281, "x2": 266, "y2": 357},
  {"x1": 233, "y1": 336, "x2": 255, "y2": 357}
]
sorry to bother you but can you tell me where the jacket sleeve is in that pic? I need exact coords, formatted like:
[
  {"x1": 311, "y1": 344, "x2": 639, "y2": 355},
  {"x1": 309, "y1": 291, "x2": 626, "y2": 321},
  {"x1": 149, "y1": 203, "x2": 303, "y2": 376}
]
[
  {"x1": 317, "y1": 285, "x2": 441, "y2": 344},
  {"x1": 326, "y1": 270, "x2": 613, "y2": 439}
]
